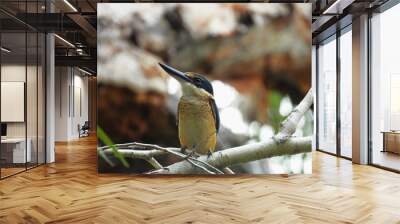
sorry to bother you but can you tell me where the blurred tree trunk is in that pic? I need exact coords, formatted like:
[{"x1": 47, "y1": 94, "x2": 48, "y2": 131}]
[{"x1": 170, "y1": 8, "x2": 311, "y2": 103}]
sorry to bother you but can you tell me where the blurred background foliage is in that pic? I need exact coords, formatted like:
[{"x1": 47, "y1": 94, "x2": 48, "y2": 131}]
[{"x1": 97, "y1": 3, "x2": 313, "y2": 174}]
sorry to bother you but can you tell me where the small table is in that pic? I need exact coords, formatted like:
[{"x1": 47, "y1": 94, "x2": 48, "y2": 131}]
[{"x1": 381, "y1": 131, "x2": 400, "y2": 155}]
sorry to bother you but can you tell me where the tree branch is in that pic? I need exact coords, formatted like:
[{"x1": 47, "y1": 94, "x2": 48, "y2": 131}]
[
  {"x1": 150, "y1": 136, "x2": 311, "y2": 174},
  {"x1": 274, "y1": 88, "x2": 313, "y2": 142},
  {"x1": 99, "y1": 88, "x2": 314, "y2": 174},
  {"x1": 98, "y1": 142, "x2": 180, "y2": 159},
  {"x1": 100, "y1": 142, "x2": 224, "y2": 174}
]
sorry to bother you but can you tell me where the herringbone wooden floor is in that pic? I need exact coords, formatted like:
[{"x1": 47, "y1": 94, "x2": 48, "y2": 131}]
[{"x1": 1, "y1": 136, "x2": 400, "y2": 224}]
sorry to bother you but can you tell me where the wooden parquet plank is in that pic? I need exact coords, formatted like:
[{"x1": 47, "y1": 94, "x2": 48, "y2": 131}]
[{"x1": 0, "y1": 135, "x2": 400, "y2": 223}]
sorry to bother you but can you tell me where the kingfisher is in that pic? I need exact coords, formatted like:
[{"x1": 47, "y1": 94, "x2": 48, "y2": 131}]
[{"x1": 159, "y1": 63, "x2": 220, "y2": 157}]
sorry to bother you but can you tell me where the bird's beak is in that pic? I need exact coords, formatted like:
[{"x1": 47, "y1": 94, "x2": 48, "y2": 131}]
[{"x1": 159, "y1": 63, "x2": 192, "y2": 84}]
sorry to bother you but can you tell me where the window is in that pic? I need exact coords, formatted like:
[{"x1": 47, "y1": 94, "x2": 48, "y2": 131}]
[
  {"x1": 317, "y1": 36, "x2": 337, "y2": 154},
  {"x1": 339, "y1": 28, "x2": 352, "y2": 158},
  {"x1": 370, "y1": 3, "x2": 400, "y2": 171}
]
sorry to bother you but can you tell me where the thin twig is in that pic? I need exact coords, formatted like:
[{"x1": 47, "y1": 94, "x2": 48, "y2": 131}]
[
  {"x1": 98, "y1": 149, "x2": 115, "y2": 167},
  {"x1": 185, "y1": 159, "x2": 216, "y2": 174},
  {"x1": 98, "y1": 142, "x2": 180, "y2": 152},
  {"x1": 223, "y1": 167, "x2": 235, "y2": 174},
  {"x1": 146, "y1": 157, "x2": 163, "y2": 169},
  {"x1": 147, "y1": 158, "x2": 216, "y2": 174}
]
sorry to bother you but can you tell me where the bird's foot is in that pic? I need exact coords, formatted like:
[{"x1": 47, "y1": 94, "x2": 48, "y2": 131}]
[
  {"x1": 184, "y1": 151, "x2": 203, "y2": 160},
  {"x1": 207, "y1": 151, "x2": 212, "y2": 159},
  {"x1": 183, "y1": 151, "x2": 195, "y2": 160},
  {"x1": 180, "y1": 147, "x2": 187, "y2": 155}
]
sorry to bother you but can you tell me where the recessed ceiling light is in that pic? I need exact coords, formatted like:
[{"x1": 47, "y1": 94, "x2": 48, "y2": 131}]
[
  {"x1": 54, "y1": 34, "x2": 75, "y2": 48},
  {"x1": 63, "y1": 0, "x2": 78, "y2": 12},
  {"x1": 78, "y1": 67, "x2": 93, "y2": 76},
  {"x1": 1, "y1": 47, "x2": 11, "y2": 53}
]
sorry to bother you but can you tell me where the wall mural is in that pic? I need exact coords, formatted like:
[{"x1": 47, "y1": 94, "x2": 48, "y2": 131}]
[{"x1": 97, "y1": 3, "x2": 313, "y2": 175}]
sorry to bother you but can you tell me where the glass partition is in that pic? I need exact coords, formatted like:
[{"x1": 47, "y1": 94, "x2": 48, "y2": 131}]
[
  {"x1": 0, "y1": 2, "x2": 46, "y2": 179},
  {"x1": 26, "y1": 0, "x2": 43, "y2": 169},
  {"x1": 1, "y1": 31, "x2": 28, "y2": 177}
]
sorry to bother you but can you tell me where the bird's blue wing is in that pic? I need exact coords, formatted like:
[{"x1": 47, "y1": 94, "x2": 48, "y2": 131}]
[{"x1": 209, "y1": 98, "x2": 220, "y2": 133}]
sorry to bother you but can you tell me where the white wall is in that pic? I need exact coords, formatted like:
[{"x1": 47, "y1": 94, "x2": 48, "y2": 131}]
[
  {"x1": 55, "y1": 67, "x2": 89, "y2": 141},
  {"x1": 55, "y1": 66, "x2": 69, "y2": 141},
  {"x1": 72, "y1": 73, "x2": 89, "y2": 137}
]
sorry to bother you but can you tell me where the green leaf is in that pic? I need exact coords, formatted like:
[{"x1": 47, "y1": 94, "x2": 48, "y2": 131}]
[
  {"x1": 97, "y1": 126, "x2": 130, "y2": 168},
  {"x1": 267, "y1": 91, "x2": 285, "y2": 134}
]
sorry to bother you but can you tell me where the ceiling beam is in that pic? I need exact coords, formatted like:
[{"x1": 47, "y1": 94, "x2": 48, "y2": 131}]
[
  {"x1": 14, "y1": 13, "x2": 81, "y2": 32},
  {"x1": 67, "y1": 13, "x2": 97, "y2": 39},
  {"x1": 323, "y1": 0, "x2": 356, "y2": 15},
  {"x1": 312, "y1": 15, "x2": 335, "y2": 33},
  {"x1": 55, "y1": 55, "x2": 96, "y2": 71}
]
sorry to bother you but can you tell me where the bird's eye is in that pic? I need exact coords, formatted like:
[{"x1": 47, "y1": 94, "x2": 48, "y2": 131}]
[{"x1": 193, "y1": 78, "x2": 201, "y2": 84}]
